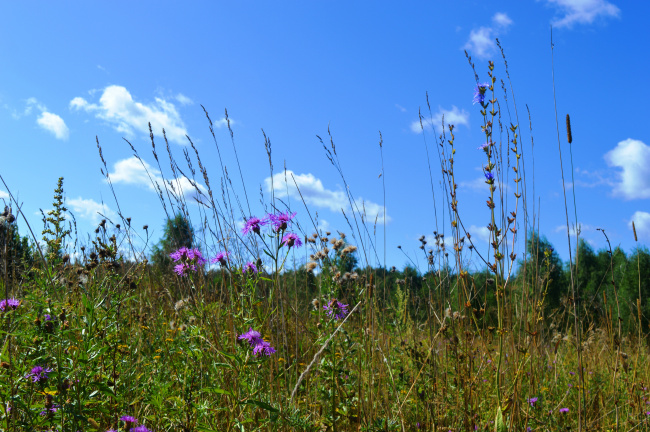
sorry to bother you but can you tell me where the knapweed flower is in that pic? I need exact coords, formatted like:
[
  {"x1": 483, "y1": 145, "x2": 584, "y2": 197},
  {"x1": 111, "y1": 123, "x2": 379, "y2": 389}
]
[
  {"x1": 324, "y1": 299, "x2": 349, "y2": 320},
  {"x1": 238, "y1": 328, "x2": 263, "y2": 346},
  {"x1": 239, "y1": 328, "x2": 275, "y2": 357},
  {"x1": 559, "y1": 407, "x2": 569, "y2": 413},
  {"x1": 243, "y1": 262, "x2": 258, "y2": 275},
  {"x1": 169, "y1": 247, "x2": 206, "y2": 276},
  {"x1": 281, "y1": 233, "x2": 302, "y2": 249},
  {"x1": 527, "y1": 397, "x2": 538, "y2": 407},
  {"x1": 484, "y1": 172, "x2": 494, "y2": 182},
  {"x1": 210, "y1": 251, "x2": 230, "y2": 266},
  {"x1": 473, "y1": 82, "x2": 490, "y2": 105},
  {"x1": 0, "y1": 298, "x2": 20, "y2": 312},
  {"x1": 268, "y1": 211, "x2": 296, "y2": 232},
  {"x1": 252, "y1": 340, "x2": 277, "y2": 356},
  {"x1": 242, "y1": 216, "x2": 267, "y2": 235},
  {"x1": 120, "y1": 415, "x2": 138, "y2": 430},
  {"x1": 27, "y1": 366, "x2": 52, "y2": 383}
]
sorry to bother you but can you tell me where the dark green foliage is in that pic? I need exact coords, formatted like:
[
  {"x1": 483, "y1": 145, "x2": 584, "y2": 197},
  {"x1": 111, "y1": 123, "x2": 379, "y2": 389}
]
[
  {"x1": 0, "y1": 212, "x2": 35, "y2": 284},
  {"x1": 150, "y1": 213, "x2": 195, "y2": 270}
]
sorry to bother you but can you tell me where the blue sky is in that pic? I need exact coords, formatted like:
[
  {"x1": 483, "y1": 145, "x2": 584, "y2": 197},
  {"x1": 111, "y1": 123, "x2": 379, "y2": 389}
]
[{"x1": 1, "y1": 1, "x2": 648, "y2": 272}]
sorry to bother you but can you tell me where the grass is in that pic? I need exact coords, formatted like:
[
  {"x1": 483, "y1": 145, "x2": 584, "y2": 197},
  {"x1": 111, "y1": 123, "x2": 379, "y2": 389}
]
[{"x1": 1, "y1": 46, "x2": 649, "y2": 432}]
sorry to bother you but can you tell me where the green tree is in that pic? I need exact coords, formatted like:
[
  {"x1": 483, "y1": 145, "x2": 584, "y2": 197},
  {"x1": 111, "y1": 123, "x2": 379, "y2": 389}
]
[
  {"x1": 0, "y1": 207, "x2": 35, "y2": 284},
  {"x1": 518, "y1": 231, "x2": 566, "y2": 313},
  {"x1": 150, "y1": 213, "x2": 195, "y2": 270}
]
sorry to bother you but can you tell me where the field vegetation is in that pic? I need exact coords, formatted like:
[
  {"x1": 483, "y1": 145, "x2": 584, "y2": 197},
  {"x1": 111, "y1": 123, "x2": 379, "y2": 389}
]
[{"x1": 1, "y1": 48, "x2": 649, "y2": 432}]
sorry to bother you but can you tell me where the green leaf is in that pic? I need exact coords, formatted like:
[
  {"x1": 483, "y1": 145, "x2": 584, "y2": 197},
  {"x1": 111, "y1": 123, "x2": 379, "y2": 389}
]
[
  {"x1": 203, "y1": 387, "x2": 234, "y2": 397},
  {"x1": 495, "y1": 406, "x2": 506, "y2": 432},
  {"x1": 240, "y1": 399, "x2": 279, "y2": 413}
]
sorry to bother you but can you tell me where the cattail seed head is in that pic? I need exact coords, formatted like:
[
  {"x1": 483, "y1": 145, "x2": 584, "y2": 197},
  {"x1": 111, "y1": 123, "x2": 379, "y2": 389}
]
[{"x1": 566, "y1": 114, "x2": 573, "y2": 144}]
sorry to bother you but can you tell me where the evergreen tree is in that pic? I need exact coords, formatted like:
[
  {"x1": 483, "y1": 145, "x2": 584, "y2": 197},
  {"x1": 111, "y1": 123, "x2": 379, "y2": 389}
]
[{"x1": 151, "y1": 213, "x2": 195, "y2": 270}]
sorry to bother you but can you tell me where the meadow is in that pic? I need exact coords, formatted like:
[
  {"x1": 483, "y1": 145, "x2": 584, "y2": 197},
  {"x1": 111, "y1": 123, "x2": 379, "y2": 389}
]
[{"x1": 1, "y1": 51, "x2": 650, "y2": 432}]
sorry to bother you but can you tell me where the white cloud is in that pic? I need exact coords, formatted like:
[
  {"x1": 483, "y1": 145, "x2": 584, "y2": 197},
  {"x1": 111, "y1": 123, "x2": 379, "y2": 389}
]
[
  {"x1": 175, "y1": 93, "x2": 193, "y2": 106},
  {"x1": 70, "y1": 85, "x2": 189, "y2": 145},
  {"x1": 23, "y1": 98, "x2": 69, "y2": 140},
  {"x1": 265, "y1": 170, "x2": 390, "y2": 224},
  {"x1": 0, "y1": 190, "x2": 8, "y2": 200},
  {"x1": 37, "y1": 112, "x2": 69, "y2": 140},
  {"x1": 604, "y1": 139, "x2": 650, "y2": 200},
  {"x1": 464, "y1": 13, "x2": 513, "y2": 60},
  {"x1": 630, "y1": 211, "x2": 650, "y2": 241},
  {"x1": 68, "y1": 197, "x2": 115, "y2": 224},
  {"x1": 107, "y1": 156, "x2": 208, "y2": 204},
  {"x1": 493, "y1": 12, "x2": 513, "y2": 28},
  {"x1": 468, "y1": 225, "x2": 491, "y2": 243},
  {"x1": 554, "y1": 223, "x2": 593, "y2": 236},
  {"x1": 411, "y1": 105, "x2": 469, "y2": 134},
  {"x1": 543, "y1": 0, "x2": 620, "y2": 28}
]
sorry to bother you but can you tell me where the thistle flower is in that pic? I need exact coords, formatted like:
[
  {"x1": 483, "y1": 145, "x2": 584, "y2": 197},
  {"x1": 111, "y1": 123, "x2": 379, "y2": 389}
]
[
  {"x1": 26, "y1": 365, "x2": 52, "y2": 383},
  {"x1": 281, "y1": 233, "x2": 302, "y2": 248},
  {"x1": 0, "y1": 298, "x2": 20, "y2": 312},
  {"x1": 252, "y1": 340, "x2": 277, "y2": 356},
  {"x1": 268, "y1": 211, "x2": 296, "y2": 232},
  {"x1": 242, "y1": 216, "x2": 267, "y2": 235},
  {"x1": 473, "y1": 82, "x2": 490, "y2": 105},
  {"x1": 120, "y1": 415, "x2": 138, "y2": 430},
  {"x1": 238, "y1": 328, "x2": 263, "y2": 346},
  {"x1": 324, "y1": 299, "x2": 349, "y2": 320},
  {"x1": 210, "y1": 251, "x2": 230, "y2": 266},
  {"x1": 170, "y1": 247, "x2": 206, "y2": 276},
  {"x1": 243, "y1": 262, "x2": 258, "y2": 275}
]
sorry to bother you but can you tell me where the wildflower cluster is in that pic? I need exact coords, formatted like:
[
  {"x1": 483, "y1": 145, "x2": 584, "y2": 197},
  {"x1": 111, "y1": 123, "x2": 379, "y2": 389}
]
[
  {"x1": 26, "y1": 365, "x2": 52, "y2": 383},
  {"x1": 169, "y1": 247, "x2": 206, "y2": 276},
  {"x1": 324, "y1": 299, "x2": 349, "y2": 321},
  {"x1": 0, "y1": 298, "x2": 20, "y2": 312},
  {"x1": 238, "y1": 327, "x2": 276, "y2": 356},
  {"x1": 242, "y1": 211, "x2": 302, "y2": 249}
]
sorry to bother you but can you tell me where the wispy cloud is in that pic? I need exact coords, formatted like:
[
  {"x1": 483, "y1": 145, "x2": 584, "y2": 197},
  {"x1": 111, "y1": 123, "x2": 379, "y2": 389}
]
[
  {"x1": 23, "y1": 98, "x2": 69, "y2": 140},
  {"x1": 604, "y1": 139, "x2": 650, "y2": 200},
  {"x1": 410, "y1": 105, "x2": 469, "y2": 134},
  {"x1": 395, "y1": 104, "x2": 407, "y2": 113},
  {"x1": 0, "y1": 190, "x2": 8, "y2": 200},
  {"x1": 468, "y1": 224, "x2": 491, "y2": 243},
  {"x1": 464, "y1": 12, "x2": 513, "y2": 60},
  {"x1": 106, "y1": 156, "x2": 208, "y2": 204},
  {"x1": 264, "y1": 170, "x2": 390, "y2": 224},
  {"x1": 554, "y1": 223, "x2": 594, "y2": 236},
  {"x1": 630, "y1": 211, "x2": 650, "y2": 241},
  {"x1": 68, "y1": 197, "x2": 115, "y2": 224},
  {"x1": 543, "y1": 0, "x2": 620, "y2": 28},
  {"x1": 70, "y1": 85, "x2": 189, "y2": 145},
  {"x1": 175, "y1": 93, "x2": 193, "y2": 106}
]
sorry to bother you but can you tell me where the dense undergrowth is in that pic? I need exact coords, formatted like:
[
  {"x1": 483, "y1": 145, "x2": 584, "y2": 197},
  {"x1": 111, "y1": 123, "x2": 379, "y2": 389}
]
[{"x1": 1, "y1": 48, "x2": 650, "y2": 432}]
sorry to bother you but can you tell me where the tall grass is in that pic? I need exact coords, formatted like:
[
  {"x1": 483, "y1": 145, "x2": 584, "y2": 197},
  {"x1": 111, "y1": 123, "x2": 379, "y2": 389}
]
[{"x1": 0, "y1": 46, "x2": 649, "y2": 432}]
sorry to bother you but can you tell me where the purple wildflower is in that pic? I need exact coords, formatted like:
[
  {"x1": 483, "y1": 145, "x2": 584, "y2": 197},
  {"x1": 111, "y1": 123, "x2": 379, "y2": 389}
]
[
  {"x1": 40, "y1": 404, "x2": 59, "y2": 416},
  {"x1": 243, "y1": 262, "x2": 258, "y2": 275},
  {"x1": 252, "y1": 340, "x2": 277, "y2": 356},
  {"x1": 473, "y1": 82, "x2": 490, "y2": 105},
  {"x1": 268, "y1": 211, "x2": 296, "y2": 232},
  {"x1": 484, "y1": 172, "x2": 494, "y2": 182},
  {"x1": 44, "y1": 314, "x2": 54, "y2": 321},
  {"x1": 281, "y1": 233, "x2": 302, "y2": 249},
  {"x1": 238, "y1": 328, "x2": 263, "y2": 346},
  {"x1": 478, "y1": 142, "x2": 491, "y2": 151},
  {"x1": 27, "y1": 366, "x2": 52, "y2": 383},
  {"x1": 239, "y1": 328, "x2": 275, "y2": 357},
  {"x1": 120, "y1": 415, "x2": 138, "y2": 427},
  {"x1": 324, "y1": 299, "x2": 349, "y2": 320},
  {"x1": 242, "y1": 216, "x2": 267, "y2": 235},
  {"x1": 559, "y1": 407, "x2": 569, "y2": 413},
  {"x1": 130, "y1": 427, "x2": 152, "y2": 432},
  {"x1": 210, "y1": 251, "x2": 230, "y2": 266},
  {"x1": 527, "y1": 397, "x2": 538, "y2": 407},
  {"x1": 170, "y1": 247, "x2": 206, "y2": 276},
  {"x1": 0, "y1": 298, "x2": 20, "y2": 312}
]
